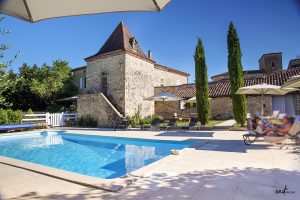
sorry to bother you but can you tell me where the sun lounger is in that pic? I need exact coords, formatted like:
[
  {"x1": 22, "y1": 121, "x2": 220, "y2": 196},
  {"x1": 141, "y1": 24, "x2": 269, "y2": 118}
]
[
  {"x1": 277, "y1": 113, "x2": 286, "y2": 120},
  {"x1": 265, "y1": 110, "x2": 280, "y2": 120},
  {"x1": 159, "y1": 119, "x2": 178, "y2": 131},
  {"x1": 141, "y1": 118, "x2": 160, "y2": 131},
  {"x1": 180, "y1": 117, "x2": 198, "y2": 132},
  {"x1": 264, "y1": 118, "x2": 300, "y2": 148},
  {"x1": 243, "y1": 118, "x2": 266, "y2": 145},
  {"x1": 114, "y1": 120, "x2": 130, "y2": 131},
  {"x1": 0, "y1": 123, "x2": 34, "y2": 132}
]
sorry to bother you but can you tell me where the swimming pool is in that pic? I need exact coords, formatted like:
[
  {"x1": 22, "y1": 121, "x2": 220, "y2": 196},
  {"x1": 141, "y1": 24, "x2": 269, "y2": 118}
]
[{"x1": 0, "y1": 132, "x2": 193, "y2": 179}]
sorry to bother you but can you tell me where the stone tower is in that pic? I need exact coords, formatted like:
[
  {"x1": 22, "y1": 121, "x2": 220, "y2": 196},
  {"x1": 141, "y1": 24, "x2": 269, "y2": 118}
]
[
  {"x1": 83, "y1": 22, "x2": 155, "y2": 118},
  {"x1": 259, "y1": 52, "x2": 283, "y2": 74},
  {"x1": 76, "y1": 22, "x2": 189, "y2": 127}
]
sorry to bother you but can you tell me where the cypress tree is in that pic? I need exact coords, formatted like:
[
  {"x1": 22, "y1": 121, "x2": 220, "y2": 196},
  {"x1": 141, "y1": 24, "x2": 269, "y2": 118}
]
[
  {"x1": 194, "y1": 38, "x2": 210, "y2": 125},
  {"x1": 227, "y1": 22, "x2": 247, "y2": 126}
]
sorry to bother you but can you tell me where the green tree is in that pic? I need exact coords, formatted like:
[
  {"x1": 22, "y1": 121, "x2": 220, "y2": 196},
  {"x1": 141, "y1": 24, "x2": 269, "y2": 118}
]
[
  {"x1": 227, "y1": 22, "x2": 247, "y2": 126},
  {"x1": 4, "y1": 63, "x2": 45, "y2": 110},
  {"x1": 30, "y1": 60, "x2": 77, "y2": 106},
  {"x1": 3, "y1": 61, "x2": 77, "y2": 111},
  {"x1": 194, "y1": 38, "x2": 210, "y2": 125},
  {"x1": 0, "y1": 16, "x2": 18, "y2": 107}
]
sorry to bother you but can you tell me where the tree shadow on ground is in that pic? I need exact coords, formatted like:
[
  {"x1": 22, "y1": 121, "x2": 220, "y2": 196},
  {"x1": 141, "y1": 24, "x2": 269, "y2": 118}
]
[{"x1": 6, "y1": 167, "x2": 300, "y2": 200}]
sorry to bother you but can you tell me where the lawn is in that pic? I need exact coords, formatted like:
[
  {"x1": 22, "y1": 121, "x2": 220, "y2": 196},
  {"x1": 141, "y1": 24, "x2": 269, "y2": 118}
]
[{"x1": 160, "y1": 120, "x2": 225, "y2": 127}]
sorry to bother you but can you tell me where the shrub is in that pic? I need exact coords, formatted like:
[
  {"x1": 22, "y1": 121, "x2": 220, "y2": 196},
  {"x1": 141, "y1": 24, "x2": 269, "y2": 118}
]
[
  {"x1": 23, "y1": 108, "x2": 36, "y2": 120},
  {"x1": 27, "y1": 108, "x2": 34, "y2": 114},
  {"x1": 133, "y1": 104, "x2": 142, "y2": 125},
  {"x1": 0, "y1": 109, "x2": 22, "y2": 124},
  {"x1": 0, "y1": 109, "x2": 8, "y2": 124},
  {"x1": 7, "y1": 109, "x2": 22, "y2": 124},
  {"x1": 77, "y1": 115, "x2": 97, "y2": 127},
  {"x1": 125, "y1": 116, "x2": 136, "y2": 128},
  {"x1": 140, "y1": 118, "x2": 150, "y2": 125}
]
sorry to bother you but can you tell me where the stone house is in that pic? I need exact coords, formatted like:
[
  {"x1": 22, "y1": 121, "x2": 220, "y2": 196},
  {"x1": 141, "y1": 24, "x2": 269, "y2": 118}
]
[
  {"x1": 155, "y1": 53, "x2": 300, "y2": 119},
  {"x1": 71, "y1": 22, "x2": 300, "y2": 126},
  {"x1": 72, "y1": 22, "x2": 189, "y2": 127}
]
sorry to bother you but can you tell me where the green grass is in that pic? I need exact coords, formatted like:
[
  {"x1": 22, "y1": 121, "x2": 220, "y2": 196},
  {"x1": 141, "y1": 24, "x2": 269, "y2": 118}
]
[{"x1": 157, "y1": 120, "x2": 225, "y2": 127}]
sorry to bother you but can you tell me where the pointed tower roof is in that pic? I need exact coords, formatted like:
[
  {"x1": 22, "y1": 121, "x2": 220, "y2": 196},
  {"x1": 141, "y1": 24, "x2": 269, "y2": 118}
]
[{"x1": 85, "y1": 22, "x2": 151, "y2": 62}]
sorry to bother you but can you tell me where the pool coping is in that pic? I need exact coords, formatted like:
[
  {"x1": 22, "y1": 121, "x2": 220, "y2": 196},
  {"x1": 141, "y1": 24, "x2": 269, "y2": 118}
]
[{"x1": 0, "y1": 130, "x2": 208, "y2": 191}]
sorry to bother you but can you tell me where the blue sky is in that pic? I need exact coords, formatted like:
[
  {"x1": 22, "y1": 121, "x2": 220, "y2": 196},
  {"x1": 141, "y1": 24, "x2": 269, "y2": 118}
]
[{"x1": 2, "y1": 0, "x2": 300, "y2": 82}]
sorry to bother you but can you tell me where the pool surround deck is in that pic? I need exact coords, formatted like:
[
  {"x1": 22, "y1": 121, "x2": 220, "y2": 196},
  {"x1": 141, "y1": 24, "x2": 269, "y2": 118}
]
[{"x1": 0, "y1": 128, "x2": 299, "y2": 200}]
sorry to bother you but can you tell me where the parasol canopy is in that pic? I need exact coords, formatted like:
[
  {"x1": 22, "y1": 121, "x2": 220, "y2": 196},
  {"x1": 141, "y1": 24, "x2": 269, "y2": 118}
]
[
  {"x1": 236, "y1": 83, "x2": 297, "y2": 116},
  {"x1": 144, "y1": 92, "x2": 181, "y2": 102},
  {"x1": 282, "y1": 75, "x2": 300, "y2": 88},
  {"x1": 0, "y1": 0, "x2": 172, "y2": 22}
]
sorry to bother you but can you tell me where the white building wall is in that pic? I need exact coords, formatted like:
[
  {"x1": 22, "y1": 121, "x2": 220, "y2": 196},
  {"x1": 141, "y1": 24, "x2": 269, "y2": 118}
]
[{"x1": 153, "y1": 67, "x2": 188, "y2": 87}]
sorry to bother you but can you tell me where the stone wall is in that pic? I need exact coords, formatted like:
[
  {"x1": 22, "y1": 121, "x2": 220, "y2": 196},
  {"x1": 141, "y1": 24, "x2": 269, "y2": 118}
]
[
  {"x1": 155, "y1": 95, "x2": 272, "y2": 120},
  {"x1": 80, "y1": 51, "x2": 190, "y2": 120},
  {"x1": 72, "y1": 67, "x2": 86, "y2": 94},
  {"x1": 259, "y1": 53, "x2": 283, "y2": 74},
  {"x1": 153, "y1": 67, "x2": 188, "y2": 87},
  {"x1": 154, "y1": 101, "x2": 197, "y2": 119},
  {"x1": 86, "y1": 54, "x2": 126, "y2": 114},
  {"x1": 77, "y1": 93, "x2": 123, "y2": 127},
  {"x1": 211, "y1": 72, "x2": 265, "y2": 82},
  {"x1": 246, "y1": 96, "x2": 272, "y2": 117},
  {"x1": 124, "y1": 54, "x2": 155, "y2": 118},
  {"x1": 211, "y1": 96, "x2": 272, "y2": 118}
]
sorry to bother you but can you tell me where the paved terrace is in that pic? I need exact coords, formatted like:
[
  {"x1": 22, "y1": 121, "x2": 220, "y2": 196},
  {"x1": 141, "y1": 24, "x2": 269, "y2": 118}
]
[{"x1": 0, "y1": 128, "x2": 299, "y2": 200}]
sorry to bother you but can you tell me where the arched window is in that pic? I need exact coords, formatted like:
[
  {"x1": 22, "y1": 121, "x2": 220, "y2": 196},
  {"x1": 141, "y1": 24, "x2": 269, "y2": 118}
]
[{"x1": 272, "y1": 62, "x2": 276, "y2": 69}]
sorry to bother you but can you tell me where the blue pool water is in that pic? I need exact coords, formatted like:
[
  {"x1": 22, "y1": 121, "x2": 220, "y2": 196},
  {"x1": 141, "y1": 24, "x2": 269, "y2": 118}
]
[{"x1": 0, "y1": 132, "x2": 193, "y2": 179}]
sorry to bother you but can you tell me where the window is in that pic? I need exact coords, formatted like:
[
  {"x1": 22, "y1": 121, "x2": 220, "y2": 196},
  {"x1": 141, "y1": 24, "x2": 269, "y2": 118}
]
[
  {"x1": 79, "y1": 77, "x2": 87, "y2": 90},
  {"x1": 129, "y1": 37, "x2": 138, "y2": 52},
  {"x1": 272, "y1": 62, "x2": 276, "y2": 69},
  {"x1": 84, "y1": 78, "x2": 87, "y2": 88},
  {"x1": 160, "y1": 79, "x2": 165, "y2": 86},
  {"x1": 179, "y1": 100, "x2": 185, "y2": 110},
  {"x1": 80, "y1": 78, "x2": 83, "y2": 89},
  {"x1": 101, "y1": 76, "x2": 107, "y2": 95}
]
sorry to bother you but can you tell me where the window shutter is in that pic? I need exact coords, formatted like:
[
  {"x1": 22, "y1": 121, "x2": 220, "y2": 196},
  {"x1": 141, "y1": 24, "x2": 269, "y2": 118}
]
[{"x1": 84, "y1": 78, "x2": 87, "y2": 88}]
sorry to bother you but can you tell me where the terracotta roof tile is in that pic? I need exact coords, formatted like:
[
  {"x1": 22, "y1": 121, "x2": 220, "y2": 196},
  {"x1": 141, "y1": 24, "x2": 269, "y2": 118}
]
[{"x1": 155, "y1": 67, "x2": 300, "y2": 98}]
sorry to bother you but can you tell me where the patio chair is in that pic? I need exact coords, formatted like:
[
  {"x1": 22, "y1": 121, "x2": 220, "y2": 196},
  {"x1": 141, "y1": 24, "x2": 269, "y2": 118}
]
[
  {"x1": 180, "y1": 117, "x2": 198, "y2": 132},
  {"x1": 141, "y1": 118, "x2": 160, "y2": 131},
  {"x1": 159, "y1": 119, "x2": 178, "y2": 131},
  {"x1": 242, "y1": 118, "x2": 266, "y2": 145},
  {"x1": 114, "y1": 120, "x2": 130, "y2": 131}
]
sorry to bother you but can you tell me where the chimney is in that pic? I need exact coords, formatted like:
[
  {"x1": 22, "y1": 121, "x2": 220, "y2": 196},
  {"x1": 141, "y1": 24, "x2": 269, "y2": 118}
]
[{"x1": 148, "y1": 50, "x2": 152, "y2": 59}]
